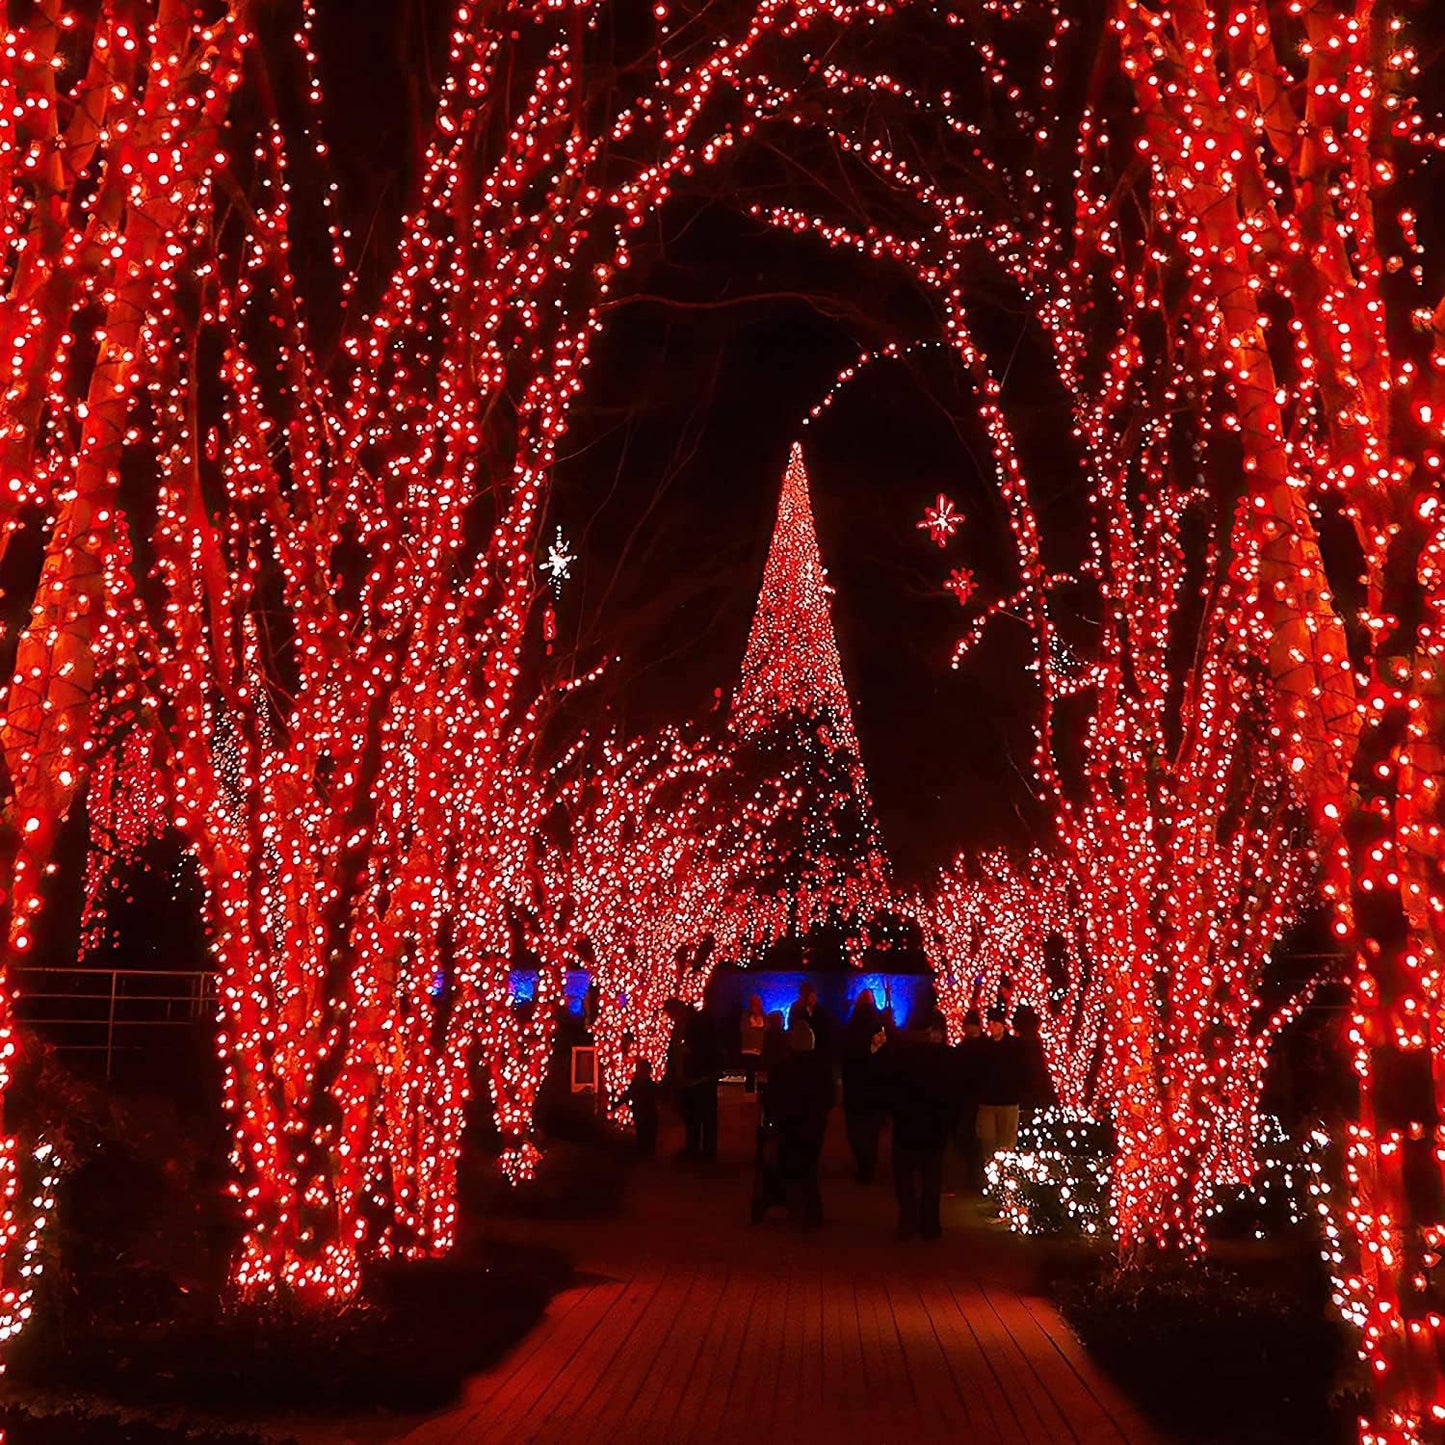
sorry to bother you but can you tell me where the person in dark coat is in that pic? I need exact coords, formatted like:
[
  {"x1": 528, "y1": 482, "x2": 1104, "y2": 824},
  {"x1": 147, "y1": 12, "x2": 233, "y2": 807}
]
[
  {"x1": 954, "y1": 1012, "x2": 988, "y2": 1193},
  {"x1": 765, "y1": 1020, "x2": 834, "y2": 1227},
  {"x1": 882, "y1": 1014, "x2": 958, "y2": 1240},
  {"x1": 622, "y1": 1056, "x2": 660, "y2": 1158},
  {"x1": 842, "y1": 992, "x2": 889, "y2": 1183},
  {"x1": 1013, "y1": 1008, "x2": 1056, "y2": 1128},
  {"x1": 759, "y1": 1008, "x2": 788, "y2": 1086},
  {"x1": 665, "y1": 997, "x2": 723, "y2": 1160},
  {"x1": 788, "y1": 982, "x2": 831, "y2": 1058},
  {"x1": 976, "y1": 1007, "x2": 1025, "y2": 1169}
]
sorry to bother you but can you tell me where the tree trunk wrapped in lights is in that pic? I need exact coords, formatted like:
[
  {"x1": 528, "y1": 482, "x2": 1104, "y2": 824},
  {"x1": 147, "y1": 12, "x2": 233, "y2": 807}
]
[
  {"x1": 121, "y1": 0, "x2": 920, "y2": 1304},
  {"x1": 0, "y1": 0, "x2": 255, "y2": 1343},
  {"x1": 1108, "y1": 1, "x2": 1445, "y2": 1428},
  {"x1": 1062, "y1": 577, "x2": 1314, "y2": 1256},
  {"x1": 922, "y1": 544, "x2": 1312, "y2": 1254}
]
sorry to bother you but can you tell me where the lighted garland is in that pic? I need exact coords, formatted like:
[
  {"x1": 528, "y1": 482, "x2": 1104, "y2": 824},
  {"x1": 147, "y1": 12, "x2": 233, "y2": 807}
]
[
  {"x1": 0, "y1": 1141, "x2": 58, "y2": 1363},
  {"x1": 985, "y1": 1109, "x2": 1114, "y2": 1239}
]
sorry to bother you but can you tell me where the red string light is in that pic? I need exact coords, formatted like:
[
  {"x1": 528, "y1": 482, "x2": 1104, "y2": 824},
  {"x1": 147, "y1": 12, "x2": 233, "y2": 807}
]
[{"x1": 0, "y1": 9, "x2": 1436, "y2": 1436}]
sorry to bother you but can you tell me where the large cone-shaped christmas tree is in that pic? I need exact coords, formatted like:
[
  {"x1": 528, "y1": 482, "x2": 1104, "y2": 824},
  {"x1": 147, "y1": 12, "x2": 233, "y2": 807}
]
[{"x1": 721, "y1": 443, "x2": 892, "y2": 964}]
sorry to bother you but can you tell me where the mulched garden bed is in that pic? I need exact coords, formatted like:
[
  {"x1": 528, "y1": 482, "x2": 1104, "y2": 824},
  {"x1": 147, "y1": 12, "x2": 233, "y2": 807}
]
[
  {"x1": 0, "y1": 1402, "x2": 282, "y2": 1445},
  {"x1": 1054, "y1": 1248, "x2": 1360, "y2": 1443},
  {"x1": 4, "y1": 1057, "x2": 575, "y2": 1428}
]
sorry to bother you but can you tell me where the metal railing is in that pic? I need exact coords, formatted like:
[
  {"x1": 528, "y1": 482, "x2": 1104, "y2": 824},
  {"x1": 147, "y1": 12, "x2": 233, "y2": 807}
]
[{"x1": 15, "y1": 966, "x2": 219, "y2": 1078}]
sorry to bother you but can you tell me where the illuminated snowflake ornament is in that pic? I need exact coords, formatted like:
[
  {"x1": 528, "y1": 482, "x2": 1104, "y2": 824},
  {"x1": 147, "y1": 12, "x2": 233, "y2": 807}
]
[
  {"x1": 541, "y1": 526, "x2": 575, "y2": 589},
  {"x1": 918, "y1": 493, "x2": 962, "y2": 546},
  {"x1": 944, "y1": 567, "x2": 977, "y2": 606}
]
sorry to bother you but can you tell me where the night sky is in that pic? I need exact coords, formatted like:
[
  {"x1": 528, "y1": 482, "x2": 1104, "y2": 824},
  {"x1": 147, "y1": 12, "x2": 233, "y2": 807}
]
[{"x1": 311, "y1": 0, "x2": 1089, "y2": 883}]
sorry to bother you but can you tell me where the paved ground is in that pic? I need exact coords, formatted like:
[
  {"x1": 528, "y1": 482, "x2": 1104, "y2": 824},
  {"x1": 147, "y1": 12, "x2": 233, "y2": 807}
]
[{"x1": 321, "y1": 1086, "x2": 1157, "y2": 1445}]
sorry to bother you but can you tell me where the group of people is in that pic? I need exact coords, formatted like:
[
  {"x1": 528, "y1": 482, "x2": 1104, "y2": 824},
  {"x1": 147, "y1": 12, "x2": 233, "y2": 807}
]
[
  {"x1": 629, "y1": 981, "x2": 1052, "y2": 1242},
  {"x1": 751, "y1": 985, "x2": 1052, "y2": 1238}
]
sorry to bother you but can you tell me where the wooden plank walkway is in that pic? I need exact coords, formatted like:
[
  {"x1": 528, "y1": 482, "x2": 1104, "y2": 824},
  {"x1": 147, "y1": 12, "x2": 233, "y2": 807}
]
[{"x1": 374, "y1": 1091, "x2": 1158, "y2": 1445}]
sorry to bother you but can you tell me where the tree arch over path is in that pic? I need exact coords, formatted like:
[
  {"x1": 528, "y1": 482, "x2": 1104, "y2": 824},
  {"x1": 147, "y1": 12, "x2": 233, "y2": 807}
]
[{"x1": 0, "y1": 2, "x2": 1441, "y2": 1439}]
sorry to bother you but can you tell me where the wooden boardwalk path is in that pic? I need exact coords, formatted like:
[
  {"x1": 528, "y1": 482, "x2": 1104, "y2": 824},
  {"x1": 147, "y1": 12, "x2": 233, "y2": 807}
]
[{"x1": 375, "y1": 1090, "x2": 1158, "y2": 1445}]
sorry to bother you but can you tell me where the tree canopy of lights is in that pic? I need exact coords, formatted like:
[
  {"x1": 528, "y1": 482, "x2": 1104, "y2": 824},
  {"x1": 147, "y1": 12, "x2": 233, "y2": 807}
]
[
  {"x1": 0, "y1": 0, "x2": 1440, "y2": 1432},
  {"x1": 728, "y1": 3, "x2": 1440, "y2": 1427},
  {"x1": 544, "y1": 727, "x2": 738, "y2": 1116},
  {"x1": 0, "y1": 0, "x2": 966, "y2": 1323},
  {"x1": 720, "y1": 443, "x2": 892, "y2": 960}
]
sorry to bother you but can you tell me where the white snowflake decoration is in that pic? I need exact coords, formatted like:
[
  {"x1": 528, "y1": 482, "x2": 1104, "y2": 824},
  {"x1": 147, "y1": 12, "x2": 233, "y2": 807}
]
[{"x1": 541, "y1": 525, "x2": 575, "y2": 588}]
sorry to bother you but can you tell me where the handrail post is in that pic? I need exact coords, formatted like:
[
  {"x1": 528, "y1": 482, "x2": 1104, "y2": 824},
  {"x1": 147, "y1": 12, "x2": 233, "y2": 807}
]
[{"x1": 106, "y1": 970, "x2": 117, "y2": 1081}]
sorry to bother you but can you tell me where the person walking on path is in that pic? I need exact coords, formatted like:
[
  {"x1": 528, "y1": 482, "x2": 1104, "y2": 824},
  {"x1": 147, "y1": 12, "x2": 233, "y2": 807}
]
[
  {"x1": 789, "y1": 981, "x2": 831, "y2": 1058},
  {"x1": 765, "y1": 1019, "x2": 834, "y2": 1228},
  {"x1": 665, "y1": 997, "x2": 723, "y2": 1160},
  {"x1": 882, "y1": 1012, "x2": 958, "y2": 1240},
  {"x1": 976, "y1": 1007, "x2": 1025, "y2": 1171},
  {"x1": 740, "y1": 993, "x2": 767, "y2": 1095},
  {"x1": 842, "y1": 992, "x2": 889, "y2": 1183}
]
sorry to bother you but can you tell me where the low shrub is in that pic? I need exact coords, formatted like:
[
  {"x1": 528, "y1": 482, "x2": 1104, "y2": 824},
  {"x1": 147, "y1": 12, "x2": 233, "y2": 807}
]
[
  {"x1": 1057, "y1": 1255, "x2": 1356, "y2": 1443},
  {"x1": 6, "y1": 1055, "x2": 573, "y2": 1418}
]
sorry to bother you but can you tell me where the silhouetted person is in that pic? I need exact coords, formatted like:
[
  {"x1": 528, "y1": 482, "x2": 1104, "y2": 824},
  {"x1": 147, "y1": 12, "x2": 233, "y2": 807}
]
[
  {"x1": 883, "y1": 1014, "x2": 958, "y2": 1240},
  {"x1": 976, "y1": 1008, "x2": 1025, "y2": 1169},
  {"x1": 1014, "y1": 1008, "x2": 1056, "y2": 1128},
  {"x1": 740, "y1": 993, "x2": 766, "y2": 1095},
  {"x1": 954, "y1": 1012, "x2": 987, "y2": 1192},
  {"x1": 759, "y1": 1009, "x2": 788, "y2": 1087},
  {"x1": 623, "y1": 1057, "x2": 660, "y2": 1157},
  {"x1": 789, "y1": 981, "x2": 831, "y2": 1057},
  {"x1": 842, "y1": 992, "x2": 889, "y2": 1183},
  {"x1": 665, "y1": 997, "x2": 722, "y2": 1160},
  {"x1": 905, "y1": 984, "x2": 941, "y2": 1033},
  {"x1": 766, "y1": 1020, "x2": 833, "y2": 1227}
]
